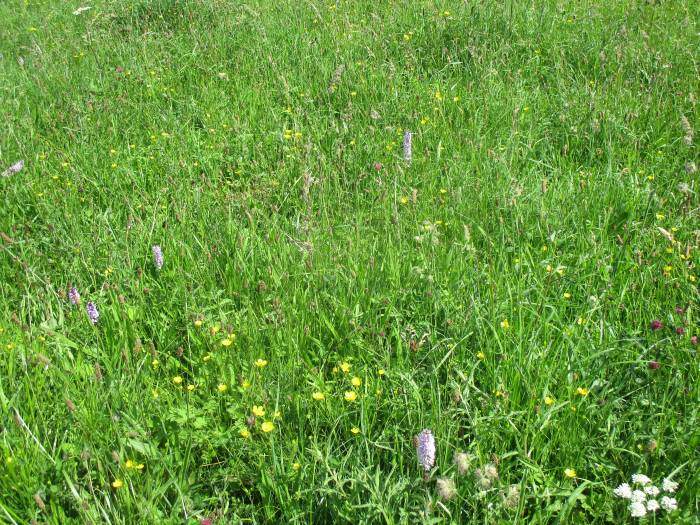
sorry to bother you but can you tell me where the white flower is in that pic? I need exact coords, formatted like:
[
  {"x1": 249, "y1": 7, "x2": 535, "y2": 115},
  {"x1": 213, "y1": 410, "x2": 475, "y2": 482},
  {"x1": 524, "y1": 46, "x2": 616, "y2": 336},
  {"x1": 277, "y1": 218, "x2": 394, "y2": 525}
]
[
  {"x1": 614, "y1": 483, "x2": 632, "y2": 499},
  {"x1": 646, "y1": 499, "x2": 660, "y2": 512},
  {"x1": 631, "y1": 474, "x2": 652, "y2": 485},
  {"x1": 662, "y1": 478, "x2": 678, "y2": 493},
  {"x1": 629, "y1": 501, "x2": 647, "y2": 518},
  {"x1": 644, "y1": 485, "x2": 660, "y2": 497},
  {"x1": 660, "y1": 496, "x2": 677, "y2": 512},
  {"x1": 630, "y1": 490, "x2": 646, "y2": 503}
]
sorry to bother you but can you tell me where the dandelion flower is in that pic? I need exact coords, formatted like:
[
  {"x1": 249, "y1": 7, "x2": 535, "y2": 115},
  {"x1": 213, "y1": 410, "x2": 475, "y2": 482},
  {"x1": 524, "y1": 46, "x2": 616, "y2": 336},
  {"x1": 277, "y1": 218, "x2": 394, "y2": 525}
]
[
  {"x1": 152, "y1": 245, "x2": 163, "y2": 270},
  {"x1": 261, "y1": 421, "x2": 274, "y2": 433},
  {"x1": 86, "y1": 302, "x2": 99, "y2": 324},
  {"x1": 252, "y1": 405, "x2": 265, "y2": 417},
  {"x1": 112, "y1": 479, "x2": 124, "y2": 489},
  {"x1": 436, "y1": 477, "x2": 456, "y2": 501},
  {"x1": 415, "y1": 429, "x2": 435, "y2": 472},
  {"x1": 660, "y1": 496, "x2": 677, "y2": 511},
  {"x1": 344, "y1": 391, "x2": 357, "y2": 402},
  {"x1": 629, "y1": 501, "x2": 647, "y2": 518},
  {"x1": 632, "y1": 474, "x2": 652, "y2": 485},
  {"x1": 351, "y1": 376, "x2": 362, "y2": 387},
  {"x1": 662, "y1": 478, "x2": 678, "y2": 493},
  {"x1": 614, "y1": 483, "x2": 632, "y2": 499},
  {"x1": 646, "y1": 499, "x2": 659, "y2": 512},
  {"x1": 564, "y1": 468, "x2": 577, "y2": 479},
  {"x1": 312, "y1": 391, "x2": 325, "y2": 401},
  {"x1": 254, "y1": 358, "x2": 268, "y2": 368}
]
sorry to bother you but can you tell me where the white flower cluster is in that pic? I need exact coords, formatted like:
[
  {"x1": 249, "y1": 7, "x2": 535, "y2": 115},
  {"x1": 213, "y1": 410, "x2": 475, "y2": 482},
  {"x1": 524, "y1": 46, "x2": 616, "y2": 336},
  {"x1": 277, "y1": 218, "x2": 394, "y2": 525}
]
[{"x1": 613, "y1": 473, "x2": 679, "y2": 518}]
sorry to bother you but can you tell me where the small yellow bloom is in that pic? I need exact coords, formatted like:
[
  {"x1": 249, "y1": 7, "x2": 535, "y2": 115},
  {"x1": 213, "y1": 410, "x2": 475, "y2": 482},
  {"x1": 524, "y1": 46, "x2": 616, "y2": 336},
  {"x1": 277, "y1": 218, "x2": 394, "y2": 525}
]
[
  {"x1": 186, "y1": 384, "x2": 195, "y2": 392},
  {"x1": 151, "y1": 389, "x2": 159, "y2": 398},
  {"x1": 377, "y1": 369, "x2": 385, "y2": 376},
  {"x1": 261, "y1": 421, "x2": 274, "y2": 433},
  {"x1": 241, "y1": 379, "x2": 251, "y2": 389},
  {"x1": 500, "y1": 319, "x2": 510, "y2": 329},
  {"x1": 339, "y1": 362, "x2": 351, "y2": 373},
  {"x1": 292, "y1": 462, "x2": 301, "y2": 471},
  {"x1": 151, "y1": 359, "x2": 159, "y2": 368},
  {"x1": 400, "y1": 196, "x2": 409, "y2": 205},
  {"x1": 344, "y1": 391, "x2": 357, "y2": 402},
  {"x1": 312, "y1": 391, "x2": 325, "y2": 401},
  {"x1": 112, "y1": 479, "x2": 124, "y2": 489},
  {"x1": 564, "y1": 468, "x2": 576, "y2": 479},
  {"x1": 210, "y1": 324, "x2": 221, "y2": 335},
  {"x1": 351, "y1": 376, "x2": 362, "y2": 387},
  {"x1": 351, "y1": 427, "x2": 360, "y2": 434},
  {"x1": 194, "y1": 319, "x2": 203, "y2": 328},
  {"x1": 563, "y1": 292, "x2": 571, "y2": 299},
  {"x1": 172, "y1": 376, "x2": 183, "y2": 385},
  {"x1": 203, "y1": 353, "x2": 212, "y2": 362},
  {"x1": 476, "y1": 351, "x2": 486, "y2": 360},
  {"x1": 239, "y1": 429, "x2": 250, "y2": 439},
  {"x1": 655, "y1": 213, "x2": 665, "y2": 220},
  {"x1": 221, "y1": 338, "x2": 233, "y2": 347},
  {"x1": 217, "y1": 383, "x2": 228, "y2": 393},
  {"x1": 254, "y1": 358, "x2": 268, "y2": 368},
  {"x1": 576, "y1": 387, "x2": 589, "y2": 397},
  {"x1": 252, "y1": 405, "x2": 265, "y2": 417},
  {"x1": 544, "y1": 396, "x2": 554, "y2": 406}
]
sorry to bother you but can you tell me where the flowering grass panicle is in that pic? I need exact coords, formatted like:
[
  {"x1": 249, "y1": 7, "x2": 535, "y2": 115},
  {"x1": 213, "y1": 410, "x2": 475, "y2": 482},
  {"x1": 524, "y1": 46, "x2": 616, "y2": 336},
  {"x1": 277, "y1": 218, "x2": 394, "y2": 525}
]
[
  {"x1": 415, "y1": 429, "x2": 435, "y2": 472},
  {"x1": 86, "y1": 302, "x2": 99, "y2": 324},
  {"x1": 152, "y1": 245, "x2": 164, "y2": 270}
]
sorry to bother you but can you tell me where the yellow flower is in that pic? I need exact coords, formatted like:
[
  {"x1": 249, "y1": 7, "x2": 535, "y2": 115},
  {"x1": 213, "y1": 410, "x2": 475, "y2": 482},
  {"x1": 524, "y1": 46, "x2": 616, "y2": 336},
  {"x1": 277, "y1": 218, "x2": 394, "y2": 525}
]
[
  {"x1": 194, "y1": 319, "x2": 203, "y2": 328},
  {"x1": 576, "y1": 387, "x2": 589, "y2": 397},
  {"x1": 339, "y1": 361, "x2": 351, "y2": 373},
  {"x1": 151, "y1": 389, "x2": 159, "y2": 399},
  {"x1": 544, "y1": 396, "x2": 554, "y2": 406},
  {"x1": 241, "y1": 379, "x2": 251, "y2": 389},
  {"x1": 351, "y1": 376, "x2": 362, "y2": 387},
  {"x1": 351, "y1": 427, "x2": 360, "y2": 434},
  {"x1": 125, "y1": 459, "x2": 135, "y2": 469},
  {"x1": 312, "y1": 391, "x2": 325, "y2": 401},
  {"x1": 217, "y1": 383, "x2": 228, "y2": 393},
  {"x1": 210, "y1": 324, "x2": 221, "y2": 335},
  {"x1": 112, "y1": 479, "x2": 124, "y2": 489},
  {"x1": 400, "y1": 196, "x2": 409, "y2": 205},
  {"x1": 186, "y1": 384, "x2": 195, "y2": 392},
  {"x1": 203, "y1": 353, "x2": 212, "y2": 362},
  {"x1": 254, "y1": 358, "x2": 268, "y2": 368},
  {"x1": 500, "y1": 319, "x2": 510, "y2": 329},
  {"x1": 221, "y1": 338, "x2": 233, "y2": 347},
  {"x1": 476, "y1": 351, "x2": 486, "y2": 360},
  {"x1": 239, "y1": 429, "x2": 250, "y2": 439},
  {"x1": 252, "y1": 405, "x2": 265, "y2": 417},
  {"x1": 292, "y1": 462, "x2": 301, "y2": 471},
  {"x1": 344, "y1": 391, "x2": 357, "y2": 402},
  {"x1": 172, "y1": 376, "x2": 183, "y2": 385},
  {"x1": 377, "y1": 369, "x2": 385, "y2": 376},
  {"x1": 261, "y1": 421, "x2": 274, "y2": 433},
  {"x1": 564, "y1": 468, "x2": 576, "y2": 479},
  {"x1": 151, "y1": 359, "x2": 159, "y2": 368},
  {"x1": 563, "y1": 292, "x2": 571, "y2": 299},
  {"x1": 655, "y1": 213, "x2": 665, "y2": 220}
]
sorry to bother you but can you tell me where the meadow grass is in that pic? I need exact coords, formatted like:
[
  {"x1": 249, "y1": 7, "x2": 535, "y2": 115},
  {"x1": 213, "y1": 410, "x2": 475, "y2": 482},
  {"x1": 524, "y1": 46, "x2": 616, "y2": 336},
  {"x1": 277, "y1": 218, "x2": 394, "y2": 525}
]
[{"x1": 0, "y1": 0, "x2": 698, "y2": 522}]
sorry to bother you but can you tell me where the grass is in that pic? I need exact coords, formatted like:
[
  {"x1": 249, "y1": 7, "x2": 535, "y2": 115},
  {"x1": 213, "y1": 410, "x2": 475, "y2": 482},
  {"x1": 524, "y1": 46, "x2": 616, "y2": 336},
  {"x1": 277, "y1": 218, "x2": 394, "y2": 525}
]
[{"x1": 0, "y1": 0, "x2": 698, "y2": 522}]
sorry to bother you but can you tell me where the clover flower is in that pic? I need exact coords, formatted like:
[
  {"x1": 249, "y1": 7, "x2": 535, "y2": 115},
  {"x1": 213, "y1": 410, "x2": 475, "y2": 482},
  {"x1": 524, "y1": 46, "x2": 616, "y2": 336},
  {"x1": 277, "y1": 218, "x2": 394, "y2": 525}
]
[
  {"x1": 629, "y1": 501, "x2": 647, "y2": 518},
  {"x1": 646, "y1": 499, "x2": 660, "y2": 512},
  {"x1": 660, "y1": 496, "x2": 677, "y2": 511},
  {"x1": 632, "y1": 473, "x2": 651, "y2": 485},
  {"x1": 662, "y1": 478, "x2": 678, "y2": 493},
  {"x1": 415, "y1": 429, "x2": 435, "y2": 472},
  {"x1": 614, "y1": 483, "x2": 632, "y2": 499}
]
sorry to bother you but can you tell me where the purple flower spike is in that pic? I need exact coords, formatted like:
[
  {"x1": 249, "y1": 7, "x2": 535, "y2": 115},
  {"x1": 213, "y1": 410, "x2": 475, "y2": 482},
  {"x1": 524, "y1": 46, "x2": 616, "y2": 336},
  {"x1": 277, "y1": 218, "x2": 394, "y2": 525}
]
[
  {"x1": 86, "y1": 302, "x2": 99, "y2": 324},
  {"x1": 68, "y1": 286, "x2": 81, "y2": 306},
  {"x1": 1, "y1": 160, "x2": 24, "y2": 178},
  {"x1": 152, "y1": 245, "x2": 163, "y2": 270},
  {"x1": 415, "y1": 429, "x2": 435, "y2": 472},
  {"x1": 403, "y1": 131, "x2": 412, "y2": 163}
]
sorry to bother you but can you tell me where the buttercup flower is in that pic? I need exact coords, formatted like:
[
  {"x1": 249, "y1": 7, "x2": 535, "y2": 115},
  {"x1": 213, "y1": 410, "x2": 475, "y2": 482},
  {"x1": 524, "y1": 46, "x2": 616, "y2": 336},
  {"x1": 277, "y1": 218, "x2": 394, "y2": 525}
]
[
  {"x1": 339, "y1": 361, "x2": 351, "y2": 373},
  {"x1": 312, "y1": 391, "x2": 325, "y2": 401},
  {"x1": 564, "y1": 468, "x2": 576, "y2": 479},
  {"x1": 344, "y1": 391, "x2": 357, "y2": 402},
  {"x1": 254, "y1": 358, "x2": 268, "y2": 368},
  {"x1": 252, "y1": 405, "x2": 265, "y2": 417},
  {"x1": 217, "y1": 383, "x2": 228, "y2": 393},
  {"x1": 261, "y1": 421, "x2": 274, "y2": 433},
  {"x1": 351, "y1": 376, "x2": 362, "y2": 387},
  {"x1": 111, "y1": 479, "x2": 124, "y2": 489}
]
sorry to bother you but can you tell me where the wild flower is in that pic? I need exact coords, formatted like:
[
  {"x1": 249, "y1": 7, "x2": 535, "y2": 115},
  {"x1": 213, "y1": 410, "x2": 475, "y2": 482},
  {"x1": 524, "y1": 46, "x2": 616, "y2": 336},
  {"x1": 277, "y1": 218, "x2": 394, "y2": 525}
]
[
  {"x1": 86, "y1": 302, "x2": 99, "y2": 324},
  {"x1": 615, "y1": 473, "x2": 679, "y2": 517},
  {"x1": 415, "y1": 429, "x2": 435, "y2": 472},
  {"x1": 646, "y1": 499, "x2": 660, "y2": 512},
  {"x1": 252, "y1": 405, "x2": 265, "y2": 417},
  {"x1": 403, "y1": 131, "x2": 412, "y2": 163},
  {"x1": 629, "y1": 501, "x2": 647, "y2": 517},
  {"x1": 312, "y1": 391, "x2": 325, "y2": 401},
  {"x1": 650, "y1": 320, "x2": 663, "y2": 331},
  {"x1": 152, "y1": 245, "x2": 164, "y2": 270},
  {"x1": 1, "y1": 160, "x2": 24, "y2": 178},
  {"x1": 261, "y1": 421, "x2": 274, "y2": 433},
  {"x1": 644, "y1": 485, "x2": 660, "y2": 496},
  {"x1": 662, "y1": 478, "x2": 678, "y2": 493},
  {"x1": 564, "y1": 468, "x2": 576, "y2": 479},
  {"x1": 436, "y1": 477, "x2": 456, "y2": 501},
  {"x1": 68, "y1": 286, "x2": 80, "y2": 306},
  {"x1": 632, "y1": 474, "x2": 651, "y2": 485},
  {"x1": 344, "y1": 391, "x2": 357, "y2": 402},
  {"x1": 351, "y1": 376, "x2": 362, "y2": 387},
  {"x1": 453, "y1": 452, "x2": 470, "y2": 475},
  {"x1": 502, "y1": 484, "x2": 520, "y2": 509},
  {"x1": 111, "y1": 479, "x2": 124, "y2": 489},
  {"x1": 614, "y1": 483, "x2": 632, "y2": 499},
  {"x1": 660, "y1": 496, "x2": 677, "y2": 511}
]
